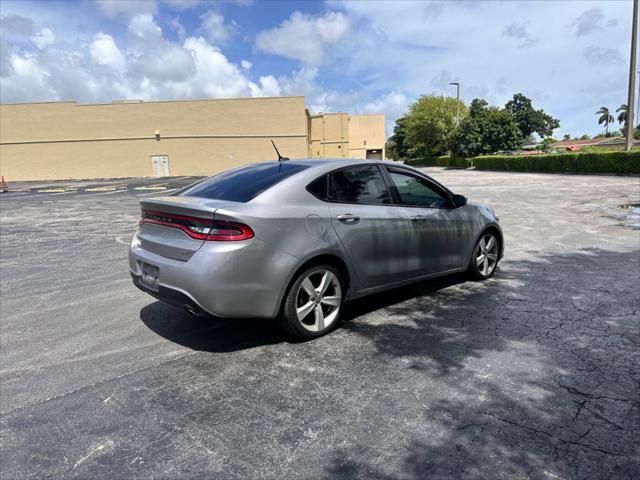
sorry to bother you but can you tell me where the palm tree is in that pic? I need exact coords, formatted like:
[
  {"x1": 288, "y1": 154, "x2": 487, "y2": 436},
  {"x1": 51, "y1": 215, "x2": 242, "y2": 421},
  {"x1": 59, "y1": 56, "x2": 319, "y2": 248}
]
[
  {"x1": 596, "y1": 107, "x2": 615, "y2": 136},
  {"x1": 616, "y1": 104, "x2": 628, "y2": 125}
]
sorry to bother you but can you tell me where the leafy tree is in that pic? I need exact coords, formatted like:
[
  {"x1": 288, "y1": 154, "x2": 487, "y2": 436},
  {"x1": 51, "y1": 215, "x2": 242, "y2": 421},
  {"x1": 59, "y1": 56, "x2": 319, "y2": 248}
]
[
  {"x1": 449, "y1": 99, "x2": 522, "y2": 157},
  {"x1": 403, "y1": 94, "x2": 467, "y2": 159},
  {"x1": 539, "y1": 137, "x2": 556, "y2": 152},
  {"x1": 596, "y1": 107, "x2": 615, "y2": 136},
  {"x1": 635, "y1": 124, "x2": 640, "y2": 140},
  {"x1": 616, "y1": 104, "x2": 628, "y2": 125},
  {"x1": 504, "y1": 93, "x2": 560, "y2": 138},
  {"x1": 616, "y1": 103, "x2": 629, "y2": 129},
  {"x1": 386, "y1": 115, "x2": 410, "y2": 160},
  {"x1": 580, "y1": 134, "x2": 590, "y2": 140},
  {"x1": 562, "y1": 134, "x2": 571, "y2": 141}
]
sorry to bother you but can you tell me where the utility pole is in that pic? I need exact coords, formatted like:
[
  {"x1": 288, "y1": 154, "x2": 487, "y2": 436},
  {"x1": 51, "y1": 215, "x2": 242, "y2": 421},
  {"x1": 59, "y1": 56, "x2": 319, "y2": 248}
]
[
  {"x1": 625, "y1": 0, "x2": 638, "y2": 150},
  {"x1": 636, "y1": 70, "x2": 640, "y2": 130},
  {"x1": 449, "y1": 82, "x2": 460, "y2": 126}
]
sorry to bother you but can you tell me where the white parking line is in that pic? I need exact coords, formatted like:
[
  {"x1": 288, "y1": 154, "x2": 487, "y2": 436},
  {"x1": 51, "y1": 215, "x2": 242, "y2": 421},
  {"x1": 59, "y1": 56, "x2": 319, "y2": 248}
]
[
  {"x1": 84, "y1": 184, "x2": 127, "y2": 192},
  {"x1": 0, "y1": 192, "x2": 29, "y2": 197},
  {"x1": 85, "y1": 189, "x2": 130, "y2": 196},
  {"x1": 137, "y1": 188, "x2": 177, "y2": 196},
  {"x1": 50, "y1": 190, "x2": 78, "y2": 196}
]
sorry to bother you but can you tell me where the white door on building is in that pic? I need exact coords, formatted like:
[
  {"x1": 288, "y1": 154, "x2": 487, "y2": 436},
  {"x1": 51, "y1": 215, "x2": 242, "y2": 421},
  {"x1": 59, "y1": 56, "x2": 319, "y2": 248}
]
[{"x1": 151, "y1": 155, "x2": 170, "y2": 177}]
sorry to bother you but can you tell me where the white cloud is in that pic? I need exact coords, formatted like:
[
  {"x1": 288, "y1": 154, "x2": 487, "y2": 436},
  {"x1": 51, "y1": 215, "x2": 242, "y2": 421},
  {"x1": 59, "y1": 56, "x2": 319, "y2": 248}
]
[
  {"x1": 0, "y1": 39, "x2": 13, "y2": 77},
  {"x1": 358, "y1": 91, "x2": 408, "y2": 117},
  {"x1": 90, "y1": 33, "x2": 125, "y2": 71},
  {"x1": 0, "y1": 13, "x2": 34, "y2": 36},
  {"x1": 125, "y1": 14, "x2": 195, "y2": 82},
  {"x1": 175, "y1": 36, "x2": 251, "y2": 98},
  {"x1": 2, "y1": 1, "x2": 634, "y2": 139},
  {"x1": 256, "y1": 11, "x2": 349, "y2": 64},
  {"x1": 163, "y1": 0, "x2": 201, "y2": 10},
  {"x1": 128, "y1": 13, "x2": 162, "y2": 38},
  {"x1": 332, "y1": 0, "x2": 634, "y2": 137},
  {"x1": 277, "y1": 66, "x2": 320, "y2": 96},
  {"x1": 131, "y1": 43, "x2": 196, "y2": 82},
  {"x1": 32, "y1": 28, "x2": 55, "y2": 49},
  {"x1": 249, "y1": 76, "x2": 281, "y2": 97},
  {"x1": 572, "y1": 8, "x2": 617, "y2": 37},
  {"x1": 93, "y1": 0, "x2": 157, "y2": 18},
  {"x1": 502, "y1": 23, "x2": 539, "y2": 48},
  {"x1": 0, "y1": 8, "x2": 257, "y2": 104},
  {"x1": 584, "y1": 46, "x2": 625, "y2": 66},
  {"x1": 169, "y1": 16, "x2": 187, "y2": 40},
  {"x1": 200, "y1": 11, "x2": 236, "y2": 44},
  {"x1": 1, "y1": 51, "x2": 54, "y2": 102}
]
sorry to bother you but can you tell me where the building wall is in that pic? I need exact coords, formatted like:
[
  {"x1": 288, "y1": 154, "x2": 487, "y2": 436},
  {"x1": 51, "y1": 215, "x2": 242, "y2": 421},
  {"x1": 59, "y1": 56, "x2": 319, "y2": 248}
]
[
  {"x1": 0, "y1": 97, "x2": 385, "y2": 181},
  {"x1": 348, "y1": 114, "x2": 386, "y2": 159},
  {"x1": 309, "y1": 112, "x2": 386, "y2": 160},
  {"x1": 0, "y1": 97, "x2": 308, "y2": 181},
  {"x1": 308, "y1": 113, "x2": 350, "y2": 159}
]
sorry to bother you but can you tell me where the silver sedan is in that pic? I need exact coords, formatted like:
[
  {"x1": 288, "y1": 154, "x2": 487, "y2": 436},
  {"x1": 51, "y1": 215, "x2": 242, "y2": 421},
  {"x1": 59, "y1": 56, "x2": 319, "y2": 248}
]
[{"x1": 129, "y1": 159, "x2": 503, "y2": 339}]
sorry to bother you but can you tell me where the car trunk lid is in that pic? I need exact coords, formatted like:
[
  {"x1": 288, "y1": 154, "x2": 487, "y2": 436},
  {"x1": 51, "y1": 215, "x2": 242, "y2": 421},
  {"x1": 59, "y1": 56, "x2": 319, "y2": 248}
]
[{"x1": 137, "y1": 196, "x2": 239, "y2": 261}]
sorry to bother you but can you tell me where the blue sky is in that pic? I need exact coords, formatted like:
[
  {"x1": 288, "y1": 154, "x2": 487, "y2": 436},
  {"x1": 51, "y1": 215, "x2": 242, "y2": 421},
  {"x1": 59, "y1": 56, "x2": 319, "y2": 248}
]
[{"x1": 0, "y1": 0, "x2": 636, "y2": 138}]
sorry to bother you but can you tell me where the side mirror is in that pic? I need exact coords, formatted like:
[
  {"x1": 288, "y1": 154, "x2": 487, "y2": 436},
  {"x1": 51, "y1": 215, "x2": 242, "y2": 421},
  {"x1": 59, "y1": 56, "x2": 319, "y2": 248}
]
[{"x1": 452, "y1": 194, "x2": 467, "y2": 208}]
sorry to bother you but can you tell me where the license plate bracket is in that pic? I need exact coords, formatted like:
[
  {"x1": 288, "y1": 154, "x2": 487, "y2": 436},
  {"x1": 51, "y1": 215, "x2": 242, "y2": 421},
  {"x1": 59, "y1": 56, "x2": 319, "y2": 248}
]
[{"x1": 139, "y1": 262, "x2": 159, "y2": 290}]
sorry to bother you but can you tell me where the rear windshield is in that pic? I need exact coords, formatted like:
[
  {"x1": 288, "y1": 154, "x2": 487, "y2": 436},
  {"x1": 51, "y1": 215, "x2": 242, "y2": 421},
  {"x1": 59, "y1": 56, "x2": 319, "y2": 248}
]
[{"x1": 180, "y1": 163, "x2": 309, "y2": 202}]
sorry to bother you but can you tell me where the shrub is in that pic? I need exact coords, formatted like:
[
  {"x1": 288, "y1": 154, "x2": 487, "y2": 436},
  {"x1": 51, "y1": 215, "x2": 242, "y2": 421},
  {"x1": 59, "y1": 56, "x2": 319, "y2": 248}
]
[
  {"x1": 405, "y1": 156, "x2": 470, "y2": 168},
  {"x1": 473, "y1": 151, "x2": 640, "y2": 174}
]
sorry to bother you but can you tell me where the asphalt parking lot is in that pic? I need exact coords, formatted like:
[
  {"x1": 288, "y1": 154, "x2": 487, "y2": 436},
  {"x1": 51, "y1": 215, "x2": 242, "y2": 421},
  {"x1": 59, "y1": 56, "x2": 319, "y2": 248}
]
[{"x1": 1, "y1": 168, "x2": 639, "y2": 479}]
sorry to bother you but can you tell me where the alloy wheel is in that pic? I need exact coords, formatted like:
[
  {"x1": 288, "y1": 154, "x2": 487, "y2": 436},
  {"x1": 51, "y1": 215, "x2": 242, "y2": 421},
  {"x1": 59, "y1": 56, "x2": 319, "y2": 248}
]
[
  {"x1": 295, "y1": 269, "x2": 342, "y2": 332},
  {"x1": 475, "y1": 233, "x2": 499, "y2": 277}
]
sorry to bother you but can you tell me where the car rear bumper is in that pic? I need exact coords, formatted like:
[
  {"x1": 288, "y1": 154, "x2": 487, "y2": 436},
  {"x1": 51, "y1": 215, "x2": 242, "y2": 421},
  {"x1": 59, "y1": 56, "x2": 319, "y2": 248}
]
[
  {"x1": 129, "y1": 234, "x2": 300, "y2": 319},
  {"x1": 131, "y1": 273, "x2": 209, "y2": 317}
]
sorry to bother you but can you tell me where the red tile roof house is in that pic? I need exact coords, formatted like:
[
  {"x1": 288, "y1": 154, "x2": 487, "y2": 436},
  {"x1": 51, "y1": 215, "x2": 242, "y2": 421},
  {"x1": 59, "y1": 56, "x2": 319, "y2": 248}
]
[{"x1": 550, "y1": 137, "x2": 637, "y2": 152}]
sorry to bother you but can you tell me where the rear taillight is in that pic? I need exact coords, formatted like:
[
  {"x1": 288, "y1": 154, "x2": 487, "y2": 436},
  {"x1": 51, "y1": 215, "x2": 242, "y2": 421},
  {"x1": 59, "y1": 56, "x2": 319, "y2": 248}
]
[{"x1": 140, "y1": 210, "x2": 254, "y2": 241}]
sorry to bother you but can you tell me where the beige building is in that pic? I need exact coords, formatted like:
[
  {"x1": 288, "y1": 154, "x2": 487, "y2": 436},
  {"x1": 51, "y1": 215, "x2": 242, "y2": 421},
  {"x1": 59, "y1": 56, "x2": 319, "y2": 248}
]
[
  {"x1": 307, "y1": 112, "x2": 385, "y2": 160},
  {"x1": 0, "y1": 96, "x2": 385, "y2": 181}
]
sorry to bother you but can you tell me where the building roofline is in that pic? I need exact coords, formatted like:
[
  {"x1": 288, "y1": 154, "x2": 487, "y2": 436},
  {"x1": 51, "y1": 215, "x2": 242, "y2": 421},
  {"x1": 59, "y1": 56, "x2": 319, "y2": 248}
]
[{"x1": 0, "y1": 96, "x2": 306, "y2": 107}]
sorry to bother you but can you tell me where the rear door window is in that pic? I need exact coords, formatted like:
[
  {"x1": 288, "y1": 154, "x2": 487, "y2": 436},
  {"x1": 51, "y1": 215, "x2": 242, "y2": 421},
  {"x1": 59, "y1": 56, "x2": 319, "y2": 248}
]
[
  {"x1": 330, "y1": 165, "x2": 391, "y2": 205},
  {"x1": 180, "y1": 163, "x2": 309, "y2": 202}
]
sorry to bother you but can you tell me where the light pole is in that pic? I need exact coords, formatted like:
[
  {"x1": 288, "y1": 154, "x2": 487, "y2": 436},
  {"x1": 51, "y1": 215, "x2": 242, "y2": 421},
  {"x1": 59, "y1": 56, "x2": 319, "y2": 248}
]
[
  {"x1": 636, "y1": 70, "x2": 639, "y2": 130},
  {"x1": 450, "y1": 82, "x2": 460, "y2": 126},
  {"x1": 625, "y1": 0, "x2": 638, "y2": 150}
]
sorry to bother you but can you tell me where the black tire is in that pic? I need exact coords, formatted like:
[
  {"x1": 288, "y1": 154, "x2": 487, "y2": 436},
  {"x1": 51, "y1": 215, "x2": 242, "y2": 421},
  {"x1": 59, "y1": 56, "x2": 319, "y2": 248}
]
[
  {"x1": 468, "y1": 230, "x2": 500, "y2": 280},
  {"x1": 278, "y1": 265, "x2": 344, "y2": 339}
]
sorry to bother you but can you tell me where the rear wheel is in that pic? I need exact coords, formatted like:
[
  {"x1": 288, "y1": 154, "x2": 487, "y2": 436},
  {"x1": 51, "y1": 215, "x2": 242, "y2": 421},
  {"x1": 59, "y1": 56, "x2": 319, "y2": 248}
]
[
  {"x1": 279, "y1": 265, "x2": 344, "y2": 339},
  {"x1": 469, "y1": 231, "x2": 500, "y2": 280}
]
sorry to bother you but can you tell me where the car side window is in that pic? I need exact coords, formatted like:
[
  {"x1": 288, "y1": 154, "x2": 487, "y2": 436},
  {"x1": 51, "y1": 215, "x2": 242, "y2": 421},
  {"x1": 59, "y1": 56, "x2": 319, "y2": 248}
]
[
  {"x1": 307, "y1": 174, "x2": 329, "y2": 201},
  {"x1": 330, "y1": 165, "x2": 391, "y2": 205},
  {"x1": 387, "y1": 169, "x2": 448, "y2": 208}
]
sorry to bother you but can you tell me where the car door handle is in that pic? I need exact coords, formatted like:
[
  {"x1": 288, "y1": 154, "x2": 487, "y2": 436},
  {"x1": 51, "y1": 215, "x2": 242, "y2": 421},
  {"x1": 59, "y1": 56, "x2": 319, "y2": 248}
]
[
  {"x1": 337, "y1": 214, "x2": 360, "y2": 223},
  {"x1": 410, "y1": 215, "x2": 426, "y2": 222}
]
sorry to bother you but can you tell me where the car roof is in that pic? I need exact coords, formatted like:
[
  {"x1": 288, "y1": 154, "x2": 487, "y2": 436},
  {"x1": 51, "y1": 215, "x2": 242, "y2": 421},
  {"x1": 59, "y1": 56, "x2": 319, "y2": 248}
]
[{"x1": 251, "y1": 158, "x2": 390, "y2": 169}]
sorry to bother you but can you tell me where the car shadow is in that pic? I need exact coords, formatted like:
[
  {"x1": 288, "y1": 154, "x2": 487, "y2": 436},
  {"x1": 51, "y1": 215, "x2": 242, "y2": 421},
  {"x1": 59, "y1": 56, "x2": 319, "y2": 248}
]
[{"x1": 138, "y1": 272, "x2": 471, "y2": 353}]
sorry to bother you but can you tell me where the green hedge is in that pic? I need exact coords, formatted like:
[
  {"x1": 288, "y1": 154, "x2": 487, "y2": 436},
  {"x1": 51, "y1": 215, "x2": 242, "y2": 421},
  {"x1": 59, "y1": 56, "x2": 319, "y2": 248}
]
[
  {"x1": 405, "y1": 156, "x2": 470, "y2": 168},
  {"x1": 473, "y1": 151, "x2": 640, "y2": 174}
]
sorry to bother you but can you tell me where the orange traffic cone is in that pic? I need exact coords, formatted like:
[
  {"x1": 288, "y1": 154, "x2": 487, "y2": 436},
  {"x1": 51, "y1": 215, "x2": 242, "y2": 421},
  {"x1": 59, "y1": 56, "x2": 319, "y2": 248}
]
[{"x1": 0, "y1": 176, "x2": 7, "y2": 193}]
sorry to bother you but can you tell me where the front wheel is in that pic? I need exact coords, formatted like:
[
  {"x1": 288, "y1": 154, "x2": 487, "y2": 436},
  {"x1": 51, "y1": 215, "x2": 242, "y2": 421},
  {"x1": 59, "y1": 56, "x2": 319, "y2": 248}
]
[
  {"x1": 279, "y1": 265, "x2": 344, "y2": 339},
  {"x1": 469, "y1": 231, "x2": 500, "y2": 280}
]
